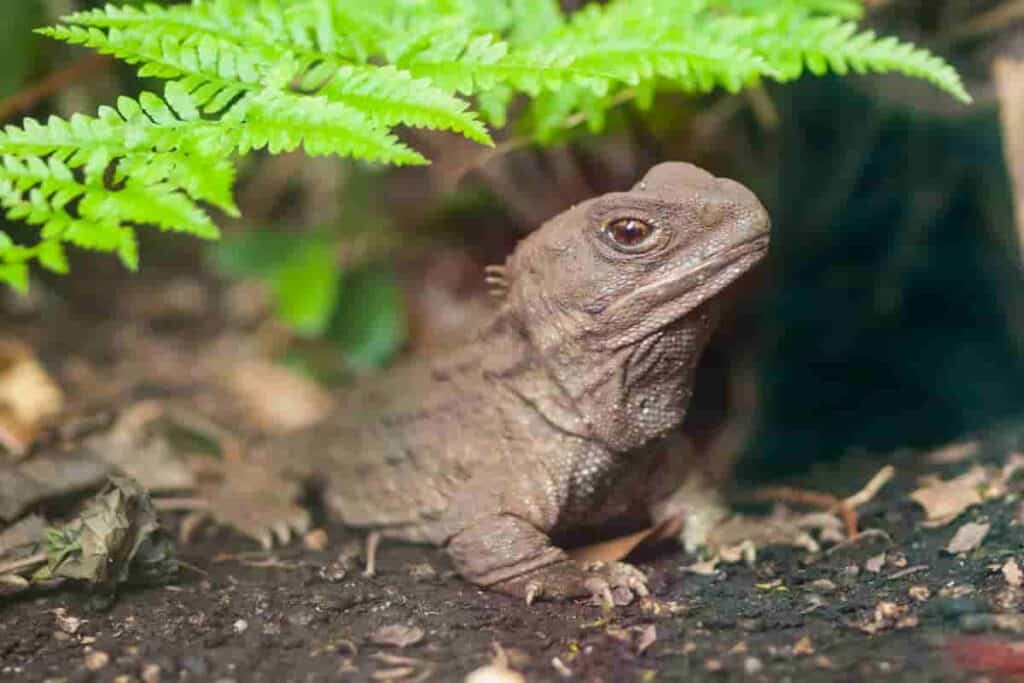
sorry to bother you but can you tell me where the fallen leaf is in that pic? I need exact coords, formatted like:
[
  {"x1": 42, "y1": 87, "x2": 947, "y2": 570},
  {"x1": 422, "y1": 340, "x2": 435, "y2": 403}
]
[
  {"x1": 0, "y1": 514, "x2": 44, "y2": 554},
  {"x1": 568, "y1": 515, "x2": 683, "y2": 563},
  {"x1": 857, "y1": 601, "x2": 917, "y2": 635},
  {"x1": 0, "y1": 453, "x2": 112, "y2": 522},
  {"x1": 793, "y1": 636, "x2": 815, "y2": 656},
  {"x1": 683, "y1": 557, "x2": 722, "y2": 576},
  {"x1": 85, "y1": 402, "x2": 195, "y2": 493},
  {"x1": 34, "y1": 475, "x2": 177, "y2": 587},
  {"x1": 53, "y1": 607, "x2": 84, "y2": 634},
  {"x1": 926, "y1": 441, "x2": 980, "y2": 464},
  {"x1": 370, "y1": 624, "x2": 425, "y2": 649},
  {"x1": 908, "y1": 585, "x2": 931, "y2": 602},
  {"x1": 0, "y1": 338, "x2": 64, "y2": 455},
  {"x1": 946, "y1": 521, "x2": 991, "y2": 554},
  {"x1": 865, "y1": 553, "x2": 886, "y2": 573},
  {"x1": 911, "y1": 467, "x2": 989, "y2": 526},
  {"x1": 220, "y1": 358, "x2": 334, "y2": 434},
  {"x1": 1003, "y1": 559, "x2": 1023, "y2": 588}
]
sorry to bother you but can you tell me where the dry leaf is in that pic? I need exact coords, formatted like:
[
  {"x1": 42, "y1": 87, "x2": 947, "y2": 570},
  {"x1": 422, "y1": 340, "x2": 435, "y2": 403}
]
[
  {"x1": 220, "y1": 359, "x2": 334, "y2": 434},
  {"x1": 370, "y1": 624, "x2": 425, "y2": 649},
  {"x1": 857, "y1": 601, "x2": 916, "y2": 635},
  {"x1": 911, "y1": 468, "x2": 989, "y2": 526},
  {"x1": 0, "y1": 338, "x2": 64, "y2": 455},
  {"x1": 865, "y1": 553, "x2": 886, "y2": 573},
  {"x1": 793, "y1": 636, "x2": 815, "y2": 656},
  {"x1": 684, "y1": 557, "x2": 722, "y2": 576},
  {"x1": 926, "y1": 441, "x2": 980, "y2": 465},
  {"x1": 568, "y1": 515, "x2": 683, "y2": 563},
  {"x1": 946, "y1": 522, "x2": 991, "y2": 554},
  {"x1": 1003, "y1": 558, "x2": 1023, "y2": 588}
]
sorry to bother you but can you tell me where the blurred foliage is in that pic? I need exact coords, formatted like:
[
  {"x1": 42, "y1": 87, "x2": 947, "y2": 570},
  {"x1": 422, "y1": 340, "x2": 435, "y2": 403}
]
[
  {"x1": 213, "y1": 230, "x2": 406, "y2": 369},
  {"x1": 0, "y1": 0, "x2": 970, "y2": 291},
  {"x1": 0, "y1": 2, "x2": 45, "y2": 100}
]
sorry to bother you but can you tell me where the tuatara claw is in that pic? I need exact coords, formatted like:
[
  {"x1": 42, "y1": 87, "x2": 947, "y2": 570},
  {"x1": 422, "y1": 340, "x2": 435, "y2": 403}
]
[
  {"x1": 582, "y1": 561, "x2": 649, "y2": 607},
  {"x1": 584, "y1": 577, "x2": 616, "y2": 608},
  {"x1": 524, "y1": 580, "x2": 543, "y2": 606}
]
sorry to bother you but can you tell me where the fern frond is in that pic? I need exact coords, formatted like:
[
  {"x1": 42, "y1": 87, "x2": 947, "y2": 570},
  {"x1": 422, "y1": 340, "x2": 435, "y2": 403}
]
[
  {"x1": 722, "y1": 14, "x2": 971, "y2": 103},
  {"x1": 319, "y1": 65, "x2": 492, "y2": 144},
  {"x1": 0, "y1": 0, "x2": 971, "y2": 289},
  {"x1": 226, "y1": 89, "x2": 428, "y2": 163}
]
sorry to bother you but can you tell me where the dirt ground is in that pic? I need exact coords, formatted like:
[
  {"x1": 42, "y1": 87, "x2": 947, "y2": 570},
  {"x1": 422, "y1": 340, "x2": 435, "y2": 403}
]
[{"x1": 2, "y1": 435, "x2": 1023, "y2": 683}]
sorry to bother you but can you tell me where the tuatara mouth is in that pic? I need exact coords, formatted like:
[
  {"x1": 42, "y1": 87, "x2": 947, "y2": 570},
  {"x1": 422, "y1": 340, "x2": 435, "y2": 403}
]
[{"x1": 603, "y1": 232, "x2": 769, "y2": 323}]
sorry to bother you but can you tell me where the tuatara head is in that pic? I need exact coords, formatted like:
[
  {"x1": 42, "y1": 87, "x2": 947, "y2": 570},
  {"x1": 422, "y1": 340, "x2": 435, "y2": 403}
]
[
  {"x1": 506, "y1": 161, "x2": 769, "y2": 350},
  {"x1": 501, "y1": 162, "x2": 770, "y2": 450}
]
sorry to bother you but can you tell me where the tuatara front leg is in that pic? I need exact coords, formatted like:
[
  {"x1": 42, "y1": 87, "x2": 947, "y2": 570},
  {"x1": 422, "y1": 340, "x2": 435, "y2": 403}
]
[{"x1": 447, "y1": 514, "x2": 649, "y2": 606}]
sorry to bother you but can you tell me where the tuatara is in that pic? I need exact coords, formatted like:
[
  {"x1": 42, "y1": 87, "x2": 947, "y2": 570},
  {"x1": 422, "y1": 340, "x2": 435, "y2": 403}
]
[{"x1": 249, "y1": 162, "x2": 770, "y2": 605}]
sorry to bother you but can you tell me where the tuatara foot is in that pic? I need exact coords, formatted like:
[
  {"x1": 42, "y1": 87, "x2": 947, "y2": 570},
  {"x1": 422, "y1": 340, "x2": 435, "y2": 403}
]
[
  {"x1": 510, "y1": 559, "x2": 649, "y2": 607},
  {"x1": 447, "y1": 514, "x2": 649, "y2": 607},
  {"x1": 194, "y1": 459, "x2": 311, "y2": 549}
]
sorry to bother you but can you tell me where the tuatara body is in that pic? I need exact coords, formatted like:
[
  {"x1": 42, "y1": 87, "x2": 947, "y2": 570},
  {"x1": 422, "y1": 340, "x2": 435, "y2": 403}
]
[{"x1": 256, "y1": 162, "x2": 770, "y2": 604}]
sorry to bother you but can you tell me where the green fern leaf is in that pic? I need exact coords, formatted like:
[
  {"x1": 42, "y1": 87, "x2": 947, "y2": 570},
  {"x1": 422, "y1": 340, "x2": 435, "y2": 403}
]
[{"x1": 320, "y1": 65, "x2": 492, "y2": 145}]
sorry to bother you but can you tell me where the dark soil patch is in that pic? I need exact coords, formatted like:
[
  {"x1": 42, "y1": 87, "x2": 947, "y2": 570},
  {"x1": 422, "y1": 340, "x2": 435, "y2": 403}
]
[{"x1": 3, "y1": 436, "x2": 1024, "y2": 683}]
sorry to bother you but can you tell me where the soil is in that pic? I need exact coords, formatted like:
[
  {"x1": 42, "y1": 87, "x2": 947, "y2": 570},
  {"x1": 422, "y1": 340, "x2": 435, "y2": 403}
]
[{"x1": 3, "y1": 437, "x2": 1024, "y2": 683}]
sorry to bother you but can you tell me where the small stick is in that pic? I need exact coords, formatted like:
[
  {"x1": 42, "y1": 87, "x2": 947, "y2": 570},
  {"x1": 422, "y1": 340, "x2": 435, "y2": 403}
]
[
  {"x1": 0, "y1": 54, "x2": 113, "y2": 122},
  {"x1": 755, "y1": 465, "x2": 895, "y2": 540}
]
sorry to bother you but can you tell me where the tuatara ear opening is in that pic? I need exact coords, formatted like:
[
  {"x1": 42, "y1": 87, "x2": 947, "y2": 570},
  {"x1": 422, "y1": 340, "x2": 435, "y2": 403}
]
[{"x1": 484, "y1": 264, "x2": 509, "y2": 299}]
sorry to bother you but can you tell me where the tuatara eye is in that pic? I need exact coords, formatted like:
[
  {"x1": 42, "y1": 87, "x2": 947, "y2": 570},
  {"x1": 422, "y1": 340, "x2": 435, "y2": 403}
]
[{"x1": 604, "y1": 218, "x2": 655, "y2": 250}]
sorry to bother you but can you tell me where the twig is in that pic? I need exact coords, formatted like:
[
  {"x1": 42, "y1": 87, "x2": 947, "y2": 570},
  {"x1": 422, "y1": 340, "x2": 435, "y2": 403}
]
[
  {"x1": 844, "y1": 465, "x2": 896, "y2": 509},
  {"x1": 0, "y1": 54, "x2": 113, "y2": 122},
  {"x1": 888, "y1": 564, "x2": 928, "y2": 580},
  {"x1": 754, "y1": 487, "x2": 859, "y2": 539},
  {"x1": 756, "y1": 465, "x2": 896, "y2": 540}
]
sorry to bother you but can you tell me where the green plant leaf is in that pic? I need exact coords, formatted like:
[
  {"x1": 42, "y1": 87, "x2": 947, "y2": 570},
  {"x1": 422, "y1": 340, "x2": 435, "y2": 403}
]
[
  {"x1": 270, "y1": 239, "x2": 341, "y2": 337},
  {"x1": 328, "y1": 265, "x2": 406, "y2": 370}
]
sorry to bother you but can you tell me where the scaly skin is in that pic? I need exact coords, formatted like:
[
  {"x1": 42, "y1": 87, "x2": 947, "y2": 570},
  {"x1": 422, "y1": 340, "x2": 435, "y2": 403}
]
[{"x1": 256, "y1": 162, "x2": 771, "y2": 605}]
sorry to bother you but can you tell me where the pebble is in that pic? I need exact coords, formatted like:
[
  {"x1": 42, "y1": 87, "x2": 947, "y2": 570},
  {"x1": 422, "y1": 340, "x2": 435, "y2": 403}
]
[
  {"x1": 286, "y1": 608, "x2": 316, "y2": 627},
  {"x1": 180, "y1": 655, "x2": 209, "y2": 676},
  {"x1": 140, "y1": 664, "x2": 161, "y2": 683},
  {"x1": 84, "y1": 651, "x2": 110, "y2": 671}
]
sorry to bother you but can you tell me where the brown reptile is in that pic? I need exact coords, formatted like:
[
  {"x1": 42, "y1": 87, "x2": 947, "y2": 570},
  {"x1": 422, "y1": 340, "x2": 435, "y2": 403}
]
[{"x1": 247, "y1": 162, "x2": 770, "y2": 606}]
